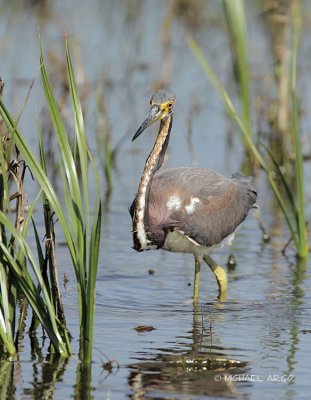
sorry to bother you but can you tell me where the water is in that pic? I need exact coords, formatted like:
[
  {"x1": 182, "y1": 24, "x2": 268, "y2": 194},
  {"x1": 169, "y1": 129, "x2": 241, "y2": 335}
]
[{"x1": 1, "y1": 0, "x2": 311, "y2": 399}]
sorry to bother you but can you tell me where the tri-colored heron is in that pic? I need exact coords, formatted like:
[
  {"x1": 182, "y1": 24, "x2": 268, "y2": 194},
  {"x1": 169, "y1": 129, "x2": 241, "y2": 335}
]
[{"x1": 130, "y1": 89, "x2": 257, "y2": 302}]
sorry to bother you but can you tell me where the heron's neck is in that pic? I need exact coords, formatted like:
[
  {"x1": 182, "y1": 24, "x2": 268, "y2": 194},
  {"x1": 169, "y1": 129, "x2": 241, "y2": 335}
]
[
  {"x1": 143, "y1": 115, "x2": 172, "y2": 178},
  {"x1": 133, "y1": 115, "x2": 172, "y2": 250}
]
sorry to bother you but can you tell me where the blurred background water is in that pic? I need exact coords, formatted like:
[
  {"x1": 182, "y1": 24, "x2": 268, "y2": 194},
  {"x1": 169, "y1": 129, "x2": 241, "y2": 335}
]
[{"x1": 0, "y1": 0, "x2": 310, "y2": 399}]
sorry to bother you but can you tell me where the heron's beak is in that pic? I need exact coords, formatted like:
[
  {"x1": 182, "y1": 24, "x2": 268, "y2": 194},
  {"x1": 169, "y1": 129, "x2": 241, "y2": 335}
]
[{"x1": 132, "y1": 105, "x2": 161, "y2": 141}]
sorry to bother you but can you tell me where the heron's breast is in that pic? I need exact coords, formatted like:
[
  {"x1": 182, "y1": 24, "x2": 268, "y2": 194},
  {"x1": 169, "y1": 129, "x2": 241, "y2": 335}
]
[
  {"x1": 162, "y1": 229, "x2": 236, "y2": 257},
  {"x1": 162, "y1": 230, "x2": 209, "y2": 258}
]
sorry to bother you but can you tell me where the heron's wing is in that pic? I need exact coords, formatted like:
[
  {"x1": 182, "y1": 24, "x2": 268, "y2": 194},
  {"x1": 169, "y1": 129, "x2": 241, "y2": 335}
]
[{"x1": 148, "y1": 167, "x2": 257, "y2": 247}]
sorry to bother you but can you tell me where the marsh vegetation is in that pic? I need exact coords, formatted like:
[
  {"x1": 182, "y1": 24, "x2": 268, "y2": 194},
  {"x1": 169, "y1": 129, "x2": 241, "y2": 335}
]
[{"x1": 0, "y1": 0, "x2": 310, "y2": 398}]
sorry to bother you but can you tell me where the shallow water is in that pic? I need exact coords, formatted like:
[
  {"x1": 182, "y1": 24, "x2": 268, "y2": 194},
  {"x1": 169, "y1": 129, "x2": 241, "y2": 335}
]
[{"x1": 1, "y1": 1, "x2": 311, "y2": 399}]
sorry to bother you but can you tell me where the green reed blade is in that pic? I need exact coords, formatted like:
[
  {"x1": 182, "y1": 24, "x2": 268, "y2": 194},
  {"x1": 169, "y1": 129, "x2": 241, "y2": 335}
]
[
  {"x1": 84, "y1": 199, "x2": 101, "y2": 363},
  {"x1": 187, "y1": 35, "x2": 260, "y2": 162},
  {"x1": 21, "y1": 190, "x2": 42, "y2": 241},
  {"x1": 0, "y1": 132, "x2": 10, "y2": 215},
  {"x1": 222, "y1": 0, "x2": 251, "y2": 135},
  {"x1": 65, "y1": 39, "x2": 89, "y2": 286},
  {"x1": 65, "y1": 38, "x2": 102, "y2": 362},
  {"x1": 0, "y1": 263, "x2": 16, "y2": 355},
  {"x1": 290, "y1": 2, "x2": 308, "y2": 258},
  {"x1": 39, "y1": 43, "x2": 84, "y2": 253}
]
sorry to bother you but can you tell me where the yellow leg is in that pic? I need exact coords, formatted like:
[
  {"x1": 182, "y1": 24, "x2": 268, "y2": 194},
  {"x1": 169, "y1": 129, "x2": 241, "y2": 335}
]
[
  {"x1": 193, "y1": 257, "x2": 201, "y2": 303},
  {"x1": 203, "y1": 254, "x2": 227, "y2": 301}
]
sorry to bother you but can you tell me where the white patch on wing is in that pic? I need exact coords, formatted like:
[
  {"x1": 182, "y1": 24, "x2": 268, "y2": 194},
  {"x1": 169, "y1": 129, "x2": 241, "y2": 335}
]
[
  {"x1": 185, "y1": 197, "x2": 201, "y2": 214},
  {"x1": 166, "y1": 195, "x2": 182, "y2": 211}
]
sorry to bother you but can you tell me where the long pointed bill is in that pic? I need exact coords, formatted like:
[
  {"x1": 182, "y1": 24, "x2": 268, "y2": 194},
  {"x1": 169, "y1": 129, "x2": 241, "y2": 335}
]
[{"x1": 132, "y1": 105, "x2": 160, "y2": 141}]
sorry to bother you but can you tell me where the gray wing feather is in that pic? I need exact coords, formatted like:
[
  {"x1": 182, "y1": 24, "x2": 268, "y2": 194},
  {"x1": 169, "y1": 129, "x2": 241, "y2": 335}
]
[{"x1": 148, "y1": 167, "x2": 257, "y2": 247}]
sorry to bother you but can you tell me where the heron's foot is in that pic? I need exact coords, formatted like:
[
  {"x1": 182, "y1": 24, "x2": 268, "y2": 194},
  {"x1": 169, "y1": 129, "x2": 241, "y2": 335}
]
[{"x1": 203, "y1": 255, "x2": 227, "y2": 301}]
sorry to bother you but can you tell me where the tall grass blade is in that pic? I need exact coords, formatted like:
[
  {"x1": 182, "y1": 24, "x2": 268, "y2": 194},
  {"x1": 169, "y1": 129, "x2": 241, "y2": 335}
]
[
  {"x1": 0, "y1": 264, "x2": 16, "y2": 356},
  {"x1": 65, "y1": 38, "x2": 102, "y2": 362},
  {"x1": 0, "y1": 131, "x2": 16, "y2": 355},
  {"x1": 290, "y1": 2, "x2": 308, "y2": 258},
  {"x1": 39, "y1": 44, "x2": 84, "y2": 273},
  {"x1": 186, "y1": 35, "x2": 260, "y2": 163},
  {"x1": 0, "y1": 138, "x2": 10, "y2": 213},
  {"x1": 39, "y1": 44, "x2": 82, "y2": 215},
  {"x1": 85, "y1": 200, "x2": 101, "y2": 362},
  {"x1": 65, "y1": 39, "x2": 88, "y2": 290},
  {"x1": 222, "y1": 0, "x2": 252, "y2": 136},
  {"x1": 0, "y1": 359, "x2": 14, "y2": 397}
]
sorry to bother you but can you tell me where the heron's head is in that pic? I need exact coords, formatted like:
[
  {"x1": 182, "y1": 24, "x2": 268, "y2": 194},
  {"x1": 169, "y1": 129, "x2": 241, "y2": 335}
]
[{"x1": 132, "y1": 89, "x2": 176, "y2": 141}]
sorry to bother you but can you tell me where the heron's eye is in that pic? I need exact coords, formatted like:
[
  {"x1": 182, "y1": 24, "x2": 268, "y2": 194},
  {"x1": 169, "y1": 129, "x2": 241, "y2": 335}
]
[{"x1": 167, "y1": 102, "x2": 173, "y2": 111}]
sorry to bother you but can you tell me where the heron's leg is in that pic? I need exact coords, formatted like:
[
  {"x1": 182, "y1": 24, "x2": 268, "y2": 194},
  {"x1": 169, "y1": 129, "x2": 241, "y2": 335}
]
[
  {"x1": 203, "y1": 254, "x2": 227, "y2": 301},
  {"x1": 193, "y1": 257, "x2": 201, "y2": 303}
]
